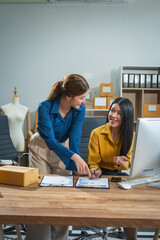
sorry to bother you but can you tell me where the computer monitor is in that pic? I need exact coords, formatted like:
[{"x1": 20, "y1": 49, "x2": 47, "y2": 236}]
[{"x1": 130, "y1": 118, "x2": 160, "y2": 177}]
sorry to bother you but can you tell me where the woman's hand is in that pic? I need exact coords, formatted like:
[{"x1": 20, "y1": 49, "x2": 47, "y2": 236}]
[
  {"x1": 90, "y1": 168, "x2": 101, "y2": 179},
  {"x1": 113, "y1": 156, "x2": 129, "y2": 168},
  {"x1": 71, "y1": 153, "x2": 91, "y2": 177}
]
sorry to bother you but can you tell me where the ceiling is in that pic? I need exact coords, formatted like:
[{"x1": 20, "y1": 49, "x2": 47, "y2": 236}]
[
  {"x1": 0, "y1": 0, "x2": 129, "y2": 3},
  {"x1": 0, "y1": 0, "x2": 49, "y2": 2}
]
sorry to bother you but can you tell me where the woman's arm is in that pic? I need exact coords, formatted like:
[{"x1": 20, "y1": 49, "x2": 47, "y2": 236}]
[
  {"x1": 69, "y1": 103, "x2": 85, "y2": 155},
  {"x1": 88, "y1": 130, "x2": 102, "y2": 171},
  {"x1": 113, "y1": 132, "x2": 135, "y2": 170}
]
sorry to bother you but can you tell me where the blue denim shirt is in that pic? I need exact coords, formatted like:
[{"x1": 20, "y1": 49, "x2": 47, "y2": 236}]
[{"x1": 37, "y1": 96, "x2": 86, "y2": 171}]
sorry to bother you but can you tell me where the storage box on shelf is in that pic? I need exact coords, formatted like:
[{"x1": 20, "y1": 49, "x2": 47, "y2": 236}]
[
  {"x1": 93, "y1": 96, "x2": 107, "y2": 109},
  {"x1": 85, "y1": 83, "x2": 118, "y2": 117},
  {"x1": 99, "y1": 83, "x2": 113, "y2": 97},
  {"x1": 120, "y1": 66, "x2": 160, "y2": 121},
  {"x1": 85, "y1": 92, "x2": 93, "y2": 109},
  {"x1": 107, "y1": 96, "x2": 119, "y2": 109}
]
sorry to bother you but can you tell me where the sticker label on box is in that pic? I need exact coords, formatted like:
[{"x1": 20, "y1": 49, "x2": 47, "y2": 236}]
[
  {"x1": 103, "y1": 87, "x2": 111, "y2": 93},
  {"x1": 95, "y1": 98, "x2": 106, "y2": 106},
  {"x1": 148, "y1": 105, "x2": 156, "y2": 111}
]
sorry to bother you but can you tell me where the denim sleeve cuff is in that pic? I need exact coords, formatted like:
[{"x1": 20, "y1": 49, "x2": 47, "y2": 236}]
[{"x1": 66, "y1": 160, "x2": 77, "y2": 172}]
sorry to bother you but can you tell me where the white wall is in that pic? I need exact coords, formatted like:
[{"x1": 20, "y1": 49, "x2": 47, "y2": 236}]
[{"x1": 0, "y1": 0, "x2": 160, "y2": 128}]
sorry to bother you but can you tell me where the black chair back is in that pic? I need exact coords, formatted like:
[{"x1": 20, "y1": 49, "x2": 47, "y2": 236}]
[
  {"x1": 80, "y1": 117, "x2": 106, "y2": 163},
  {"x1": 0, "y1": 115, "x2": 18, "y2": 161}
]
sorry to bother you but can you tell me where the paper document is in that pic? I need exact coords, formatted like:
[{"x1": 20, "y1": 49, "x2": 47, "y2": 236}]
[
  {"x1": 40, "y1": 176, "x2": 73, "y2": 187},
  {"x1": 75, "y1": 177, "x2": 109, "y2": 189}
]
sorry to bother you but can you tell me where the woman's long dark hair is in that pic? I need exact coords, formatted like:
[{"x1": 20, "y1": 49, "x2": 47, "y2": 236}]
[
  {"x1": 48, "y1": 74, "x2": 89, "y2": 99},
  {"x1": 106, "y1": 97, "x2": 134, "y2": 156}
]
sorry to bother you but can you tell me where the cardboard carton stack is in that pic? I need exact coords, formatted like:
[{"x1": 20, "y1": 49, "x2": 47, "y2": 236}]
[
  {"x1": 85, "y1": 92, "x2": 93, "y2": 109},
  {"x1": 93, "y1": 83, "x2": 118, "y2": 110}
]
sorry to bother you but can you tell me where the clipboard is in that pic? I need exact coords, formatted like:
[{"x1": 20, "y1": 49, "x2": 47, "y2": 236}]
[
  {"x1": 75, "y1": 177, "x2": 110, "y2": 189},
  {"x1": 40, "y1": 176, "x2": 74, "y2": 187}
]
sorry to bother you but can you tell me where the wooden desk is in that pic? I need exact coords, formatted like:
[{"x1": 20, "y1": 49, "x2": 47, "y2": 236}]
[{"x1": 0, "y1": 176, "x2": 160, "y2": 228}]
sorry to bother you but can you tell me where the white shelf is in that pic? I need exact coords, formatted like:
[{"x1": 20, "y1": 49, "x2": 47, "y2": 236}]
[
  {"x1": 120, "y1": 65, "x2": 160, "y2": 120},
  {"x1": 86, "y1": 109, "x2": 109, "y2": 111},
  {"x1": 86, "y1": 109, "x2": 108, "y2": 117}
]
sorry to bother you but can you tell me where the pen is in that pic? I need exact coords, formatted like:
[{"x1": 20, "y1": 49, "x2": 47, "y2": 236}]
[{"x1": 91, "y1": 168, "x2": 100, "y2": 176}]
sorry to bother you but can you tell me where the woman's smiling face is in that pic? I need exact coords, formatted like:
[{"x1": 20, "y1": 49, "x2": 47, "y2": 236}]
[
  {"x1": 108, "y1": 103, "x2": 122, "y2": 129},
  {"x1": 68, "y1": 90, "x2": 88, "y2": 109}
]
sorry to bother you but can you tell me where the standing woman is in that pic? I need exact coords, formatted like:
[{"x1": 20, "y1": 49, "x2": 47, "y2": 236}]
[
  {"x1": 88, "y1": 97, "x2": 137, "y2": 240},
  {"x1": 26, "y1": 74, "x2": 91, "y2": 240}
]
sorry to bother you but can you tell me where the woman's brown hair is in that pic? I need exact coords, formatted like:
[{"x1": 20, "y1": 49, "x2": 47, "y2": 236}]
[{"x1": 48, "y1": 74, "x2": 89, "y2": 99}]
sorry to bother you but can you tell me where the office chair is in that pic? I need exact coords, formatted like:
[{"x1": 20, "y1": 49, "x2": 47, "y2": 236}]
[
  {"x1": 0, "y1": 115, "x2": 28, "y2": 239},
  {"x1": 80, "y1": 117, "x2": 106, "y2": 163},
  {"x1": 153, "y1": 228, "x2": 160, "y2": 240},
  {"x1": 78, "y1": 117, "x2": 127, "y2": 240},
  {"x1": 78, "y1": 117, "x2": 108, "y2": 239}
]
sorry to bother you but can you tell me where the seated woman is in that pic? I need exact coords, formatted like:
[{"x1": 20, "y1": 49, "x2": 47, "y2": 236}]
[{"x1": 88, "y1": 97, "x2": 137, "y2": 240}]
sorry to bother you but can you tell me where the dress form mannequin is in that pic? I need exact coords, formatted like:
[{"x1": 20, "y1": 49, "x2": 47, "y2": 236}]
[{"x1": 1, "y1": 87, "x2": 28, "y2": 152}]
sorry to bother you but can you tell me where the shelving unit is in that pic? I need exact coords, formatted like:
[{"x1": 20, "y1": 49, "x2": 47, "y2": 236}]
[{"x1": 120, "y1": 66, "x2": 160, "y2": 121}]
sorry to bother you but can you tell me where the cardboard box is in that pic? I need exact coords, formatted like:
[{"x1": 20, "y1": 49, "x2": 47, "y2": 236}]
[
  {"x1": 0, "y1": 165, "x2": 39, "y2": 187},
  {"x1": 143, "y1": 104, "x2": 160, "y2": 117},
  {"x1": 100, "y1": 83, "x2": 113, "y2": 97},
  {"x1": 85, "y1": 92, "x2": 92, "y2": 100},
  {"x1": 85, "y1": 99, "x2": 93, "y2": 109},
  {"x1": 93, "y1": 96, "x2": 107, "y2": 109},
  {"x1": 107, "y1": 97, "x2": 119, "y2": 109}
]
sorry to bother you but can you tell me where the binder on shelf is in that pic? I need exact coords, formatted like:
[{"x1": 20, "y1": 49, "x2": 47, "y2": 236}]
[
  {"x1": 134, "y1": 74, "x2": 140, "y2": 88},
  {"x1": 151, "y1": 75, "x2": 158, "y2": 88},
  {"x1": 140, "y1": 74, "x2": 145, "y2": 88},
  {"x1": 122, "y1": 74, "x2": 128, "y2": 88},
  {"x1": 128, "y1": 74, "x2": 134, "y2": 88},
  {"x1": 146, "y1": 74, "x2": 152, "y2": 88},
  {"x1": 93, "y1": 96, "x2": 107, "y2": 109},
  {"x1": 100, "y1": 83, "x2": 113, "y2": 97}
]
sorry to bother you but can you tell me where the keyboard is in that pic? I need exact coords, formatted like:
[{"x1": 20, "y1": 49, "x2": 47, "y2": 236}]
[
  {"x1": 117, "y1": 175, "x2": 160, "y2": 187},
  {"x1": 142, "y1": 168, "x2": 160, "y2": 176}
]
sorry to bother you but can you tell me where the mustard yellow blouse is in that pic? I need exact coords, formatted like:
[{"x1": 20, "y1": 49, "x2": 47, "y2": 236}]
[{"x1": 88, "y1": 123, "x2": 135, "y2": 171}]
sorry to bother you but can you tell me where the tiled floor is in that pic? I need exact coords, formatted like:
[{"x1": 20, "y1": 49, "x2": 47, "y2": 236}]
[{"x1": 2, "y1": 226, "x2": 160, "y2": 240}]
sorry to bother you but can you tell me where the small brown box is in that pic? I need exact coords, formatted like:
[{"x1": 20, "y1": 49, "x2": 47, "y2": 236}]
[
  {"x1": 85, "y1": 92, "x2": 92, "y2": 100},
  {"x1": 107, "y1": 97, "x2": 118, "y2": 109},
  {"x1": 85, "y1": 99, "x2": 93, "y2": 109},
  {"x1": 93, "y1": 96, "x2": 107, "y2": 109},
  {"x1": 0, "y1": 165, "x2": 39, "y2": 187},
  {"x1": 143, "y1": 104, "x2": 160, "y2": 117},
  {"x1": 100, "y1": 83, "x2": 113, "y2": 97}
]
